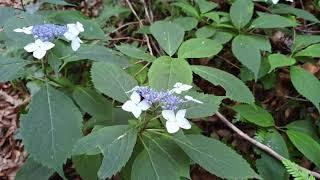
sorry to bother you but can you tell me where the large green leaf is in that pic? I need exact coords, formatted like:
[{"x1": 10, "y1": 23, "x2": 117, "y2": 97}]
[
  {"x1": 173, "y1": 17, "x2": 198, "y2": 31},
  {"x1": 178, "y1": 38, "x2": 222, "y2": 59},
  {"x1": 184, "y1": 92, "x2": 223, "y2": 118},
  {"x1": 115, "y1": 44, "x2": 155, "y2": 62},
  {"x1": 268, "y1": 53, "x2": 296, "y2": 72},
  {"x1": 286, "y1": 120, "x2": 320, "y2": 142},
  {"x1": 295, "y1": 44, "x2": 320, "y2": 58},
  {"x1": 72, "y1": 87, "x2": 113, "y2": 118},
  {"x1": 148, "y1": 56, "x2": 192, "y2": 90},
  {"x1": 287, "y1": 130, "x2": 320, "y2": 167},
  {"x1": 0, "y1": 7, "x2": 15, "y2": 26},
  {"x1": 251, "y1": 14, "x2": 297, "y2": 29},
  {"x1": 233, "y1": 104, "x2": 274, "y2": 127},
  {"x1": 174, "y1": 135, "x2": 260, "y2": 179},
  {"x1": 16, "y1": 158, "x2": 55, "y2": 180},
  {"x1": 192, "y1": 65, "x2": 254, "y2": 104},
  {"x1": 150, "y1": 21, "x2": 185, "y2": 56},
  {"x1": 20, "y1": 83, "x2": 83, "y2": 170},
  {"x1": 230, "y1": 0, "x2": 254, "y2": 29},
  {"x1": 91, "y1": 62, "x2": 138, "y2": 103},
  {"x1": 73, "y1": 154, "x2": 102, "y2": 180},
  {"x1": 0, "y1": 55, "x2": 30, "y2": 82},
  {"x1": 290, "y1": 66, "x2": 320, "y2": 112},
  {"x1": 73, "y1": 125, "x2": 137, "y2": 179},
  {"x1": 271, "y1": 4, "x2": 319, "y2": 22}
]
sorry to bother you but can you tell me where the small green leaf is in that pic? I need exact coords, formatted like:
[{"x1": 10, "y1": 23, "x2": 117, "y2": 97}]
[
  {"x1": 271, "y1": 4, "x2": 319, "y2": 22},
  {"x1": 230, "y1": 0, "x2": 254, "y2": 29},
  {"x1": 0, "y1": 55, "x2": 30, "y2": 81},
  {"x1": 211, "y1": 31, "x2": 234, "y2": 44},
  {"x1": 233, "y1": 104, "x2": 274, "y2": 127},
  {"x1": 150, "y1": 21, "x2": 185, "y2": 56},
  {"x1": 192, "y1": 65, "x2": 254, "y2": 104},
  {"x1": 292, "y1": 35, "x2": 320, "y2": 52},
  {"x1": 295, "y1": 44, "x2": 320, "y2": 57},
  {"x1": 195, "y1": 26, "x2": 216, "y2": 38},
  {"x1": 16, "y1": 158, "x2": 55, "y2": 180},
  {"x1": 42, "y1": 0, "x2": 75, "y2": 6},
  {"x1": 73, "y1": 154, "x2": 102, "y2": 180},
  {"x1": 287, "y1": 130, "x2": 320, "y2": 167},
  {"x1": 195, "y1": 0, "x2": 218, "y2": 14},
  {"x1": 173, "y1": 17, "x2": 198, "y2": 31},
  {"x1": 20, "y1": 83, "x2": 83, "y2": 170},
  {"x1": 173, "y1": 2, "x2": 200, "y2": 19},
  {"x1": 115, "y1": 44, "x2": 155, "y2": 62},
  {"x1": 185, "y1": 92, "x2": 222, "y2": 118},
  {"x1": 178, "y1": 38, "x2": 222, "y2": 58},
  {"x1": 148, "y1": 56, "x2": 192, "y2": 90},
  {"x1": 174, "y1": 135, "x2": 260, "y2": 179},
  {"x1": 251, "y1": 14, "x2": 297, "y2": 29},
  {"x1": 203, "y1": 12, "x2": 220, "y2": 23},
  {"x1": 286, "y1": 120, "x2": 320, "y2": 142},
  {"x1": 290, "y1": 66, "x2": 320, "y2": 112},
  {"x1": 73, "y1": 125, "x2": 137, "y2": 179},
  {"x1": 91, "y1": 62, "x2": 138, "y2": 103},
  {"x1": 268, "y1": 54, "x2": 296, "y2": 72}
]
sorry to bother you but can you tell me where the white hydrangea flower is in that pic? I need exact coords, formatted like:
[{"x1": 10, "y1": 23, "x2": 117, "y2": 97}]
[
  {"x1": 171, "y1": 82, "x2": 192, "y2": 94},
  {"x1": 13, "y1": 26, "x2": 33, "y2": 34},
  {"x1": 184, "y1": 95, "x2": 203, "y2": 104},
  {"x1": 24, "y1": 39, "x2": 55, "y2": 59},
  {"x1": 122, "y1": 91, "x2": 151, "y2": 118},
  {"x1": 63, "y1": 21, "x2": 84, "y2": 51},
  {"x1": 272, "y1": 0, "x2": 293, "y2": 4},
  {"x1": 162, "y1": 109, "x2": 191, "y2": 133}
]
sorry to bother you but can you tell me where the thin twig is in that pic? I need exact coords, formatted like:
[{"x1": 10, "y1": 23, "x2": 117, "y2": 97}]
[
  {"x1": 20, "y1": 0, "x2": 25, "y2": 11},
  {"x1": 217, "y1": 56, "x2": 240, "y2": 69},
  {"x1": 215, "y1": 112, "x2": 320, "y2": 179},
  {"x1": 140, "y1": 0, "x2": 152, "y2": 23}
]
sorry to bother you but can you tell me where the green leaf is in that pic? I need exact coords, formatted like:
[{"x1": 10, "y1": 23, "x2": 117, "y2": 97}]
[
  {"x1": 0, "y1": 55, "x2": 30, "y2": 81},
  {"x1": 150, "y1": 21, "x2": 185, "y2": 56},
  {"x1": 184, "y1": 92, "x2": 222, "y2": 118},
  {"x1": 268, "y1": 53, "x2": 296, "y2": 72},
  {"x1": 148, "y1": 56, "x2": 192, "y2": 90},
  {"x1": 211, "y1": 31, "x2": 234, "y2": 44},
  {"x1": 195, "y1": 26, "x2": 216, "y2": 38},
  {"x1": 173, "y1": 2, "x2": 200, "y2": 19},
  {"x1": 20, "y1": 83, "x2": 82, "y2": 170},
  {"x1": 251, "y1": 14, "x2": 297, "y2": 29},
  {"x1": 73, "y1": 154, "x2": 102, "y2": 180},
  {"x1": 290, "y1": 66, "x2": 320, "y2": 112},
  {"x1": 41, "y1": 0, "x2": 75, "y2": 6},
  {"x1": 230, "y1": 0, "x2": 254, "y2": 29},
  {"x1": 72, "y1": 87, "x2": 113, "y2": 118},
  {"x1": 96, "y1": 5, "x2": 129, "y2": 26},
  {"x1": 174, "y1": 135, "x2": 260, "y2": 179},
  {"x1": 292, "y1": 35, "x2": 320, "y2": 52},
  {"x1": 195, "y1": 0, "x2": 218, "y2": 14},
  {"x1": 65, "y1": 44, "x2": 130, "y2": 67},
  {"x1": 172, "y1": 17, "x2": 198, "y2": 31},
  {"x1": 16, "y1": 158, "x2": 55, "y2": 180},
  {"x1": 295, "y1": 44, "x2": 320, "y2": 57},
  {"x1": 286, "y1": 120, "x2": 320, "y2": 142},
  {"x1": 178, "y1": 38, "x2": 222, "y2": 58},
  {"x1": 73, "y1": 125, "x2": 137, "y2": 179},
  {"x1": 233, "y1": 104, "x2": 274, "y2": 127},
  {"x1": 232, "y1": 35, "x2": 267, "y2": 80},
  {"x1": 0, "y1": 7, "x2": 15, "y2": 26},
  {"x1": 287, "y1": 130, "x2": 320, "y2": 167},
  {"x1": 115, "y1": 44, "x2": 155, "y2": 62},
  {"x1": 192, "y1": 65, "x2": 254, "y2": 104},
  {"x1": 91, "y1": 62, "x2": 138, "y2": 103},
  {"x1": 271, "y1": 4, "x2": 319, "y2": 22},
  {"x1": 203, "y1": 12, "x2": 220, "y2": 23}
]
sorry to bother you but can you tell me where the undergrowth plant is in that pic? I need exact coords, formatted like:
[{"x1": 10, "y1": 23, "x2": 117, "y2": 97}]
[{"x1": 1, "y1": 0, "x2": 320, "y2": 179}]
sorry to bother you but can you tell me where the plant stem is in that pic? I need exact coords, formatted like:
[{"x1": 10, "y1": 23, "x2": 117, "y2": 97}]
[{"x1": 215, "y1": 112, "x2": 320, "y2": 179}]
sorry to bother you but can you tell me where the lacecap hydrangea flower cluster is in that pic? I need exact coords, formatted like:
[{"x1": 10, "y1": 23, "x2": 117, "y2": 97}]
[
  {"x1": 122, "y1": 82, "x2": 203, "y2": 134},
  {"x1": 14, "y1": 22, "x2": 84, "y2": 59}
]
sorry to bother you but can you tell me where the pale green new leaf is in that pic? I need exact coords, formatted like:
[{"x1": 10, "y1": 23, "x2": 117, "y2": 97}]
[
  {"x1": 233, "y1": 104, "x2": 274, "y2": 127},
  {"x1": 251, "y1": 14, "x2": 297, "y2": 29},
  {"x1": 73, "y1": 125, "x2": 137, "y2": 179},
  {"x1": 178, "y1": 38, "x2": 222, "y2": 58},
  {"x1": 148, "y1": 57, "x2": 192, "y2": 90},
  {"x1": 290, "y1": 66, "x2": 320, "y2": 112},
  {"x1": 192, "y1": 65, "x2": 254, "y2": 104},
  {"x1": 230, "y1": 0, "x2": 254, "y2": 29},
  {"x1": 268, "y1": 54, "x2": 296, "y2": 72},
  {"x1": 115, "y1": 44, "x2": 155, "y2": 62},
  {"x1": 0, "y1": 55, "x2": 30, "y2": 82},
  {"x1": 16, "y1": 158, "x2": 55, "y2": 180},
  {"x1": 295, "y1": 44, "x2": 320, "y2": 57},
  {"x1": 91, "y1": 62, "x2": 138, "y2": 103},
  {"x1": 174, "y1": 135, "x2": 260, "y2": 179},
  {"x1": 20, "y1": 83, "x2": 83, "y2": 170},
  {"x1": 287, "y1": 130, "x2": 320, "y2": 167},
  {"x1": 150, "y1": 21, "x2": 185, "y2": 56}
]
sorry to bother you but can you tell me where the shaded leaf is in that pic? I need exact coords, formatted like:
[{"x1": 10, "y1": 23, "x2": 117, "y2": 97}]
[
  {"x1": 115, "y1": 44, "x2": 155, "y2": 62},
  {"x1": 16, "y1": 158, "x2": 55, "y2": 180},
  {"x1": 73, "y1": 154, "x2": 102, "y2": 180}
]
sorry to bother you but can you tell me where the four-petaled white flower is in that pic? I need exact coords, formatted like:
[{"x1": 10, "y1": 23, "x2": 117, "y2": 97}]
[
  {"x1": 171, "y1": 82, "x2": 192, "y2": 94},
  {"x1": 63, "y1": 22, "x2": 84, "y2": 51},
  {"x1": 24, "y1": 39, "x2": 55, "y2": 59},
  {"x1": 162, "y1": 109, "x2": 191, "y2": 133},
  {"x1": 122, "y1": 91, "x2": 151, "y2": 118},
  {"x1": 272, "y1": 0, "x2": 293, "y2": 4},
  {"x1": 14, "y1": 26, "x2": 33, "y2": 34},
  {"x1": 184, "y1": 95, "x2": 203, "y2": 104}
]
